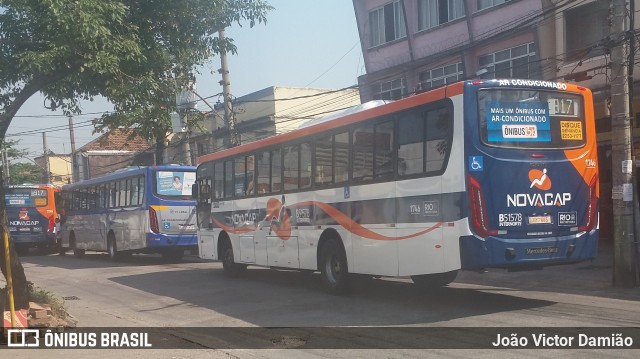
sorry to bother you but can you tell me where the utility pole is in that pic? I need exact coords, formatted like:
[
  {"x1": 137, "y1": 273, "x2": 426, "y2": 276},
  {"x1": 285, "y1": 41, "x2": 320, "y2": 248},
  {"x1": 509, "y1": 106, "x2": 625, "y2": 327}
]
[
  {"x1": 610, "y1": 0, "x2": 638, "y2": 287},
  {"x1": 181, "y1": 113, "x2": 192, "y2": 166},
  {"x1": 68, "y1": 116, "x2": 76, "y2": 183},
  {"x1": 42, "y1": 132, "x2": 50, "y2": 184},
  {"x1": 175, "y1": 86, "x2": 194, "y2": 166},
  {"x1": 219, "y1": 29, "x2": 239, "y2": 148}
]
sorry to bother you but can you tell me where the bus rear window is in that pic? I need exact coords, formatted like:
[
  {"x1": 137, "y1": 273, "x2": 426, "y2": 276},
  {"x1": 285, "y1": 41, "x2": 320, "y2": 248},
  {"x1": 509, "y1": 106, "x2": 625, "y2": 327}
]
[
  {"x1": 5, "y1": 188, "x2": 48, "y2": 207},
  {"x1": 478, "y1": 89, "x2": 585, "y2": 149},
  {"x1": 154, "y1": 170, "x2": 196, "y2": 198}
]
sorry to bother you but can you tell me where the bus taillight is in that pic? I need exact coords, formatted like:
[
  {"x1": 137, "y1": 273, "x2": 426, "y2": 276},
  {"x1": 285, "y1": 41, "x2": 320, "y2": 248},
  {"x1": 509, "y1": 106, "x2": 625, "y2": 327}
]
[
  {"x1": 149, "y1": 207, "x2": 160, "y2": 233},
  {"x1": 579, "y1": 175, "x2": 598, "y2": 232},
  {"x1": 467, "y1": 175, "x2": 498, "y2": 237}
]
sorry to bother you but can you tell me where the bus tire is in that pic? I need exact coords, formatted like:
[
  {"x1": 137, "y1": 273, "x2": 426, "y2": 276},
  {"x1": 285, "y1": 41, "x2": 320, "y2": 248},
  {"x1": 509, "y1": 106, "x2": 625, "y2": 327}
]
[
  {"x1": 16, "y1": 246, "x2": 29, "y2": 256},
  {"x1": 58, "y1": 237, "x2": 66, "y2": 256},
  {"x1": 221, "y1": 240, "x2": 246, "y2": 277},
  {"x1": 70, "y1": 233, "x2": 84, "y2": 258},
  {"x1": 107, "y1": 235, "x2": 119, "y2": 262},
  {"x1": 411, "y1": 270, "x2": 458, "y2": 289},
  {"x1": 319, "y1": 239, "x2": 350, "y2": 295}
]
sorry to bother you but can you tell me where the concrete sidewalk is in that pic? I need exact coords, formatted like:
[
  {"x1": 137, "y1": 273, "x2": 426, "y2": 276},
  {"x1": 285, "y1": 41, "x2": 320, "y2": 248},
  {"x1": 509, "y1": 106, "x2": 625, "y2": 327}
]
[{"x1": 456, "y1": 239, "x2": 640, "y2": 300}]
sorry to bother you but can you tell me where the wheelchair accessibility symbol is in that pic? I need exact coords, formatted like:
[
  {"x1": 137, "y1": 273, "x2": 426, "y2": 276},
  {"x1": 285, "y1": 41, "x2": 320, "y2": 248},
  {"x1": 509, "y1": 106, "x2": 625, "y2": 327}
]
[{"x1": 469, "y1": 156, "x2": 484, "y2": 172}]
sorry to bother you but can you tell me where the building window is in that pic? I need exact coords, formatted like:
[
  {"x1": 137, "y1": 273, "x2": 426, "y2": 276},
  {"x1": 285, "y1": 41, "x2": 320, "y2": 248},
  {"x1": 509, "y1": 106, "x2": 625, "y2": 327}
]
[
  {"x1": 477, "y1": 0, "x2": 510, "y2": 11},
  {"x1": 478, "y1": 42, "x2": 538, "y2": 79},
  {"x1": 369, "y1": 1, "x2": 406, "y2": 47},
  {"x1": 197, "y1": 142, "x2": 208, "y2": 157},
  {"x1": 419, "y1": 62, "x2": 464, "y2": 90},
  {"x1": 418, "y1": 0, "x2": 465, "y2": 30},
  {"x1": 565, "y1": 1, "x2": 609, "y2": 62},
  {"x1": 372, "y1": 78, "x2": 405, "y2": 100}
]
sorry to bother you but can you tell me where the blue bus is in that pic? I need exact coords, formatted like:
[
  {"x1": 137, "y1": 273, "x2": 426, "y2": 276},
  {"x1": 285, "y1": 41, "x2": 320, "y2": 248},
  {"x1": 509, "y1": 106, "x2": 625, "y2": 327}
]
[
  {"x1": 194, "y1": 79, "x2": 598, "y2": 293},
  {"x1": 58, "y1": 165, "x2": 197, "y2": 261},
  {"x1": 5, "y1": 184, "x2": 60, "y2": 254}
]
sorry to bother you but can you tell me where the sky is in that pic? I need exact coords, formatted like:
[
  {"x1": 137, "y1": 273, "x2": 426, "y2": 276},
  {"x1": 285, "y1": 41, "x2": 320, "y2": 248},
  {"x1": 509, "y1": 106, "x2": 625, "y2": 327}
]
[{"x1": 6, "y1": 0, "x2": 365, "y2": 160}]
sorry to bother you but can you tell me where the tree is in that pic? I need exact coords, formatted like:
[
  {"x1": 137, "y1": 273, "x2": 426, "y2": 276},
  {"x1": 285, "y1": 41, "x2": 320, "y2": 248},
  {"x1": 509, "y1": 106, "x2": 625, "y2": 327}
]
[
  {"x1": 9, "y1": 162, "x2": 42, "y2": 184},
  {"x1": 95, "y1": 0, "x2": 269, "y2": 165},
  {"x1": 0, "y1": 0, "x2": 273, "y2": 309},
  {"x1": 0, "y1": 139, "x2": 42, "y2": 184}
]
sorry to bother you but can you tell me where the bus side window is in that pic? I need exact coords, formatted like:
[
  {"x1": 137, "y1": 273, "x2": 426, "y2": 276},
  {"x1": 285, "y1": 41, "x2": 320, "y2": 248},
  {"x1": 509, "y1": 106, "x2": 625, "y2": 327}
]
[
  {"x1": 398, "y1": 109, "x2": 425, "y2": 176},
  {"x1": 234, "y1": 156, "x2": 246, "y2": 197},
  {"x1": 425, "y1": 107, "x2": 451, "y2": 173},
  {"x1": 334, "y1": 132, "x2": 349, "y2": 184},
  {"x1": 271, "y1": 148, "x2": 282, "y2": 193},
  {"x1": 224, "y1": 160, "x2": 233, "y2": 199},
  {"x1": 100, "y1": 184, "x2": 108, "y2": 209},
  {"x1": 246, "y1": 154, "x2": 255, "y2": 196},
  {"x1": 213, "y1": 162, "x2": 224, "y2": 199},
  {"x1": 199, "y1": 181, "x2": 211, "y2": 203},
  {"x1": 314, "y1": 136, "x2": 333, "y2": 186},
  {"x1": 109, "y1": 182, "x2": 118, "y2": 208},
  {"x1": 300, "y1": 143, "x2": 311, "y2": 189},
  {"x1": 352, "y1": 124, "x2": 374, "y2": 181},
  {"x1": 257, "y1": 151, "x2": 270, "y2": 194},
  {"x1": 283, "y1": 144, "x2": 300, "y2": 191},
  {"x1": 374, "y1": 121, "x2": 394, "y2": 179},
  {"x1": 130, "y1": 176, "x2": 140, "y2": 206}
]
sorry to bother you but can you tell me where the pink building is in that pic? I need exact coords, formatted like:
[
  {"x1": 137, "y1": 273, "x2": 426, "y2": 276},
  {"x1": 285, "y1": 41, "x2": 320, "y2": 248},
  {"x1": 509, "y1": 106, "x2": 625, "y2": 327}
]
[{"x1": 353, "y1": 0, "x2": 626, "y2": 99}]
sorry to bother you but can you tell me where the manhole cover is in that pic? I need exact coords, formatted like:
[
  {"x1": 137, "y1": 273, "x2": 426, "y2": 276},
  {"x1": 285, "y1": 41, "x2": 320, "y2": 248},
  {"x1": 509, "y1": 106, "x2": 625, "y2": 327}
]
[{"x1": 62, "y1": 296, "x2": 80, "y2": 300}]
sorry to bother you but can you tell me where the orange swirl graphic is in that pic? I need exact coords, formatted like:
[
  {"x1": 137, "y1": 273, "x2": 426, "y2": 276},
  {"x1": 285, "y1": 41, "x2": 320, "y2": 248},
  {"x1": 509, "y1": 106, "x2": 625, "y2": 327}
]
[{"x1": 211, "y1": 199, "x2": 442, "y2": 241}]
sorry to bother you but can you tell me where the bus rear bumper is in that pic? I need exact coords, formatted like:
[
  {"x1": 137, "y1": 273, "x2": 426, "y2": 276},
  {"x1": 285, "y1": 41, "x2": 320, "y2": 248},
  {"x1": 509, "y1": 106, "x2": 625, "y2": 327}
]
[
  {"x1": 146, "y1": 233, "x2": 198, "y2": 249},
  {"x1": 10, "y1": 233, "x2": 57, "y2": 249},
  {"x1": 459, "y1": 230, "x2": 598, "y2": 270}
]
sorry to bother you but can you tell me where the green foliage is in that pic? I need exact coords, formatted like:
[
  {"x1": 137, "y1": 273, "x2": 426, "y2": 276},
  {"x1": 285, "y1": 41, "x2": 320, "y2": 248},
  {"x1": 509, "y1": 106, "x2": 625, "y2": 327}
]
[
  {"x1": 0, "y1": 139, "x2": 29, "y2": 160},
  {"x1": 9, "y1": 162, "x2": 43, "y2": 184},
  {"x1": 0, "y1": 0, "x2": 273, "y2": 139},
  {"x1": 27, "y1": 282, "x2": 68, "y2": 319},
  {"x1": 0, "y1": 0, "x2": 272, "y2": 299},
  {"x1": 0, "y1": 140, "x2": 42, "y2": 184},
  {"x1": 1, "y1": 283, "x2": 68, "y2": 321}
]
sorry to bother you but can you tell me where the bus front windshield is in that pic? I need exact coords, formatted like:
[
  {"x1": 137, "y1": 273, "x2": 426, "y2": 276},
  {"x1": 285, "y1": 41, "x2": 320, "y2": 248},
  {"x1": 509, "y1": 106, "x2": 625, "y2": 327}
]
[
  {"x1": 478, "y1": 89, "x2": 585, "y2": 149},
  {"x1": 5, "y1": 188, "x2": 48, "y2": 207},
  {"x1": 154, "y1": 170, "x2": 196, "y2": 200}
]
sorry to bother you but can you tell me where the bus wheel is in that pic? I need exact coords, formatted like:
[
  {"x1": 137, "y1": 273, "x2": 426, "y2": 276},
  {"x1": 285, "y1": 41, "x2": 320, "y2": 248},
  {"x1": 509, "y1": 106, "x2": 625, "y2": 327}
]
[
  {"x1": 107, "y1": 235, "x2": 119, "y2": 262},
  {"x1": 221, "y1": 241, "x2": 246, "y2": 277},
  {"x1": 58, "y1": 238, "x2": 66, "y2": 256},
  {"x1": 411, "y1": 270, "x2": 458, "y2": 289},
  {"x1": 71, "y1": 234, "x2": 84, "y2": 258},
  {"x1": 319, "y1": 239, "x2": 350, "y2": 295}
]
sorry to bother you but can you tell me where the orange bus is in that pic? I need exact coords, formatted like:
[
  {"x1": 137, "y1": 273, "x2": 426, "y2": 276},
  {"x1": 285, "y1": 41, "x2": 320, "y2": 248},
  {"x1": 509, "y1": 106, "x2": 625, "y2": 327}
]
[{"x1": 5, "y1": 184, "x2": 60, "y2": 254}]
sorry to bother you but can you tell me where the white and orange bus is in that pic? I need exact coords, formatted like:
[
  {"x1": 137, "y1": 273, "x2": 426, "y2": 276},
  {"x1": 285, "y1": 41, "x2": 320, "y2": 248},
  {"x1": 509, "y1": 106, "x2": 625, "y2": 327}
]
[{"x1": 193, "y1": 79, "x2": 598, "y2": 294}]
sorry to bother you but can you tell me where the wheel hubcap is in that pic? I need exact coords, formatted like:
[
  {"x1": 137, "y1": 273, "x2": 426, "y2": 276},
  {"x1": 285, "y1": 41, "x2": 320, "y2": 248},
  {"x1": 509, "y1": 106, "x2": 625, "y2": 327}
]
[{"x1": 326, "y1": 255, "x2": 340, "y2": 283}]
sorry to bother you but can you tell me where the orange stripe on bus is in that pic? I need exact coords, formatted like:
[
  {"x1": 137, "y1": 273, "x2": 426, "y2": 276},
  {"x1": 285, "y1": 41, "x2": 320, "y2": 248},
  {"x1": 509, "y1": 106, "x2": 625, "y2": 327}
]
[
  {"x1": 563, "y1": 87, "x2": 599, "y2": 197},
  {"x1": 211, "y1": 200, "x2": 442, "y2": 241}
]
